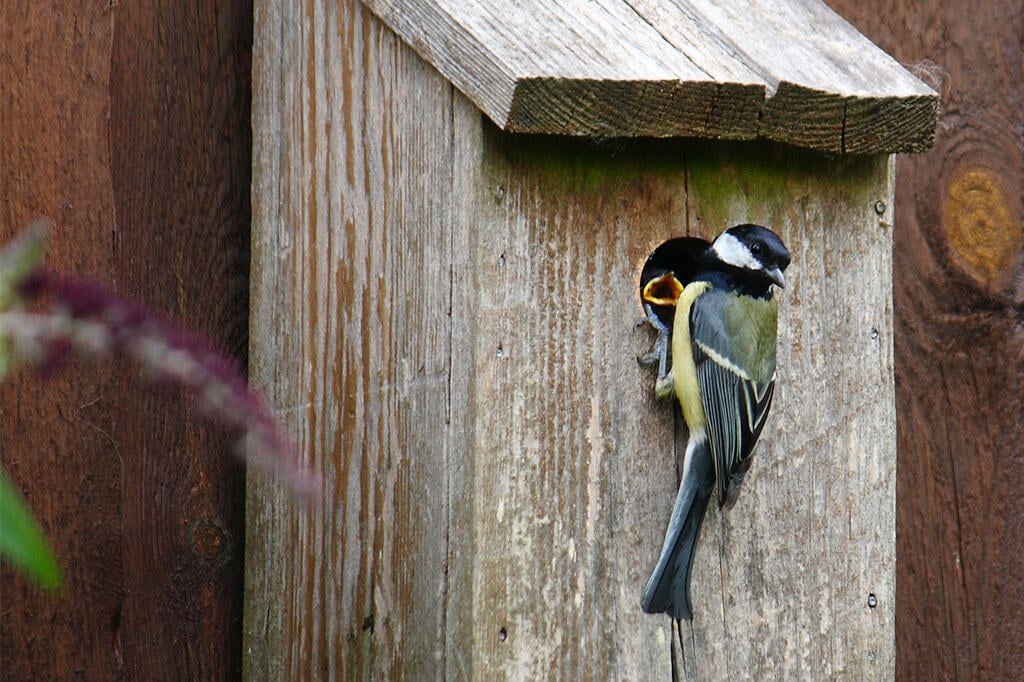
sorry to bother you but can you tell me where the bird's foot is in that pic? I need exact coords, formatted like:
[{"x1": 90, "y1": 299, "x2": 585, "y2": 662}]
[{"x1": 637, "y1": 304, "x2": 672, "y2": 379}]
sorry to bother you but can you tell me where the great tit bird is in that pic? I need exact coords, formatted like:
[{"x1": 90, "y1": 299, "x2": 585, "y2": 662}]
[{"x1": 638, "y1": 224, "x2": 790, "y2": 620}]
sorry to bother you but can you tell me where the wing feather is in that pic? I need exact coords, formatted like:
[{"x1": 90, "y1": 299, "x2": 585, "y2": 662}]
[{"x1": 690, "y1": 290, "x2": 777, "y2": 505}]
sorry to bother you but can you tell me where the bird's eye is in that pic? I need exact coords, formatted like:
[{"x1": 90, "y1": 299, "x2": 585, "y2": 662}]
[{"x1": 750, "y1": 241, "x2": 763, "y2": 256}]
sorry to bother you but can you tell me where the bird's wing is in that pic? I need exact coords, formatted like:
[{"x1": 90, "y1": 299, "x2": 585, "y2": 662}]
[{"x1": 689, "y1": 289, "x2": 777, "y2": 505}]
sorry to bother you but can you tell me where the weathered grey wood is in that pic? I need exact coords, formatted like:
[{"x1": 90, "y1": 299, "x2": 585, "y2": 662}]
[
  {"x1": 634, "y1": 0, "x2": 939, "y2": 153},
  {"x1": 359, "y1": 0, "x2": 937, "y2": 152},
  {"x1": 245, "y1": 5, "x2": 679, "y2": 678},
  {"x1": 362, "y1": 0, "x2": 767, "y2": 140},
  {"x1": 245, "y1": 1, "x2": 458, "y2": 677},
  {"x1": 246, "y1": 0, "x2": 896, "y2": 678},
  {"x1": 669, "y1": 149, "x2": 897, "y2": 679}
]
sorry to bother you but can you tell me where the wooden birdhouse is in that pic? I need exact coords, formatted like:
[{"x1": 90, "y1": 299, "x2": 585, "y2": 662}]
[{"x1": 243, "y1": 0, "x2": 937, "y2": 678}]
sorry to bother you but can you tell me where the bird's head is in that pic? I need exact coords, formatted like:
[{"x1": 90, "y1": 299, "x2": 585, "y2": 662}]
[{"x1": 709, "y1": 224, "x2": 791, "y2": 289}]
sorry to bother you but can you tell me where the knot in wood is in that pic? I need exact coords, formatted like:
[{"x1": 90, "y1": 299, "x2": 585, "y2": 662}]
[{"x1": 944, "y1": 168, "x2": 1019, "y2": 290}]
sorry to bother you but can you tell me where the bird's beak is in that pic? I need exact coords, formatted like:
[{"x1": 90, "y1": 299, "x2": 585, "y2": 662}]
[
  {"x1": 765, "y1": 267, "x2": 786, "y2": 289},
  {"x1": 642, "y1": 272, "x2": 684, "y2": 306}
]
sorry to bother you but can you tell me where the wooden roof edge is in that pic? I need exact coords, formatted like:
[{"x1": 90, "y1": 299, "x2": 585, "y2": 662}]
[
  {"x1": 504, "y1": 78, "x2": 767, "y2": 139},
  {"x1": 360, "y1": 0, "x2": 939, "y2": 153},
  {"x1": 760, "y1": 84, "x2": 940, "y2": 154}
]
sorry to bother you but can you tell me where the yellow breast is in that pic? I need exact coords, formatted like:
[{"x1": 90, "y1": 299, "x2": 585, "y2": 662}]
[{"x1": 672, "y1": 281, "x2": 710, "y2": 432}]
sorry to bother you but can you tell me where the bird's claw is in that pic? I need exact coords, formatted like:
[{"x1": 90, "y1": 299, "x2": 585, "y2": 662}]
[
  {"x1": 637, "y1": 348, "x2": 661, "y2": 367},
  {"x1": 636, "y1": 304, "x2": 672, "y2": 381},
  {"x1": 640, "y1": 304, "x2": 670, "y2": 336}
]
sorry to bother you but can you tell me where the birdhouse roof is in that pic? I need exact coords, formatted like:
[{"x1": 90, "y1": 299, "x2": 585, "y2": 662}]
[{"x1": 361, "y1": 0, "x2": 938, "y2": 153}]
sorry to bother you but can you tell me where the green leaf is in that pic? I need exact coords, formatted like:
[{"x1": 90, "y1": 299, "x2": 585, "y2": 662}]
[
  {"x1": 0, "y1": 467, "x2": 61, "y2": 590},
  {"x1": 0, "y1": 219, "x2": 48, "y2": 312},
  {"x1": 0, "y1": 221, "x2": 49, "y2": 381}
]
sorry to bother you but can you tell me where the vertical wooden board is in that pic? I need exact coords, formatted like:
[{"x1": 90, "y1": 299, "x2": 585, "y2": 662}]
[
  {"x1": 1, "y1": 1, "x2": 251, "y2": 678},
  {"x1": 246, "y1": 12, "x2": 692, "y2": 670},
  {"x1": 245, "y1": 0, "x2": 455, "y2": 678},
  {"x1": 1, "y1": 4, "x2": 124, "y2": 676},
  {"x1": 449, "y1": 133, "x2": 691, "y2": 680},
  {"x1": 106, "y1": 3, "x2": 253, "y2": 677},
  {"x1": 439, "y1": 94, "x2": 488, "y2": 681},
  {"x1": 669, "y1": 145, "x2": 896, "y2": 679}
]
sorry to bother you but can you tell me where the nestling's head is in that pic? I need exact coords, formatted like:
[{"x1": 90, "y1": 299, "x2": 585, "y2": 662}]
[{"x1": 709, "y1": 224, "x2": 791, "y2": 288}]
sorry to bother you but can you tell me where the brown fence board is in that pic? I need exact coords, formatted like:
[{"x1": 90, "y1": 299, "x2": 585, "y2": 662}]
[{"x1": 0, "y1": 1, "x2": 252, "y2": 678}]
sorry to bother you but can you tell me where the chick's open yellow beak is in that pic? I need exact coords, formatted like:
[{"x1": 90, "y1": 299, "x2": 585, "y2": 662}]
[{"x1": 642, "y1": 272, "x2": 684, "y2": 307}]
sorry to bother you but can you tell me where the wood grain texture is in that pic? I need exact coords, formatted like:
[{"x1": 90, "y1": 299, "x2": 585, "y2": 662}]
[
  {"x1": 359, "y1": 0, "x2": 937, "y2": 152},
  {"x1": 246, "y1": 1, "x2": 896, "y2": 677},
  {"x1": 1, "y1": 1, "x2": 251, "y2": 678},
  {"x1": 245, "y1": 1, "x2": 461, "y2": 676},
  {"x1": 826, "y1": 0, "x2": 1024, "y2": 679},
  {"x1": 674, "y1": 147, "x2": 896, "y2": 680}
]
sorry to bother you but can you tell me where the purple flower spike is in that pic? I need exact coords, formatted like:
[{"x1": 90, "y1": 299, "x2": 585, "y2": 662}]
[{"x1": 2, "y1": 260, "x2": 321, "y2": 499}]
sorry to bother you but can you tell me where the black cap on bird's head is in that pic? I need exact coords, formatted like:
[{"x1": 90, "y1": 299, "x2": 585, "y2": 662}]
[{"x1": 709, "y1": 224, "x2": 791, "y2": 289}]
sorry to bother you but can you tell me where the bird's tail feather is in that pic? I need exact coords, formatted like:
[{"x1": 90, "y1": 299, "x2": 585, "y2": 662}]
[{"x1": 641, "y1": 437, "x2": 715, "y2": 620}]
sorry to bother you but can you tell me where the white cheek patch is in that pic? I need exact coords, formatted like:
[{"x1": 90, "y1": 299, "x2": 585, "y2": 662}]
[{"x1": 711, "y1": 232, "x2": 760, "y2": 270}]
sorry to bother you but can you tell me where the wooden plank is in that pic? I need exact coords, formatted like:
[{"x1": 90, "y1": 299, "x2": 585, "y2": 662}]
[
  {"x1": 829, "y1": 0, "x2": 1024, "y2": 678},
  {"x1": 244, "y1": 1, "x2": 673, "y2": 676},
  {"x1": 663, "y1": 0, "x2": 939, "y2": 152},
  {"x1": 0, "y1": 0, "x2": 251, "y2": 678},
  {"x1": 671, "y1": 147, "x2": 896, "y2": 679},
  {"x1": 244, "y1": 2, "x2": 678, "y2": 678},
  {"x1": 446, "y1": 134, "x2": 693, "y2": 681},
  {"x1": 458, "y1": 148, "x2": 895, "y2": 680},
  {"x1": 246, "y1": 2, "x2": 897, "y2": 678},
  {"x1": 359, "y1": 0, "x2": 937, "y2": 151},
  {"x1": 245, "y1": 0, "x2": 459, "y2": 677}
]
